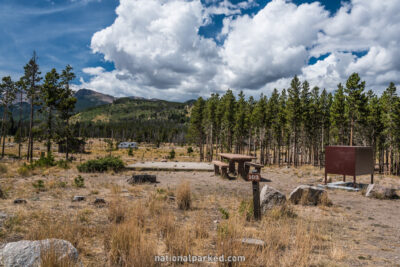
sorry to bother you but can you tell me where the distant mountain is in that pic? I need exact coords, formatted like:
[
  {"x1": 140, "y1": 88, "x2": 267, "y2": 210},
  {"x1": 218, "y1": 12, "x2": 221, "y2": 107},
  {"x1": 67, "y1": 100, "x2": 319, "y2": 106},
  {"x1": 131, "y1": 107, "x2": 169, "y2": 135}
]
[
  {"x1": 73, "y1": 89, "x2": 115, "y2": 111},
  {"x1": 72, "y1": 97, "x2": 192, "y2": 124}
]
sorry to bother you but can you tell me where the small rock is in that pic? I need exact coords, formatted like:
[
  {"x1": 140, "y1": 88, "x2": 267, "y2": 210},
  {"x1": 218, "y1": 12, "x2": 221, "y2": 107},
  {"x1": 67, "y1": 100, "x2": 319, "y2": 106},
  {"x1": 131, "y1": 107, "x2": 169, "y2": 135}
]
[
  {"x1": 93, "y1": 198, "x2": 106, "y2": 205},
  {"x1": 72, "y1": 196, "x2": 85, "y2": 202},
  {"x1": 365, "y1": 184, "x2": 399, "y2": 199},
  {"x1": 240, "y1": 238, "x2": 266, "y2": 248},
  {"x1": 289, "y1": 185, "x2": 330, "y2": 206},
  {"x1": 260, "y1": 185, "x2": 286, "y2": 212},
  {"x1": 213, "y1": 220, "x2": 219, "y2": 224},
  {"x1": 127, "y1": 174, "x2": 157, "y2": 184},
  {"x1": 161, "y1": 159, "x2": 167, "y2": 162},
  {"x1": 13, "y1": 199, "x2": 27, "y2": 204},
  {"x1": 0, "y1": 239, "x2": 79, "y2": 267},
  {"x1": 167, "y1": 196, "x2": 176, "y2": 201}
]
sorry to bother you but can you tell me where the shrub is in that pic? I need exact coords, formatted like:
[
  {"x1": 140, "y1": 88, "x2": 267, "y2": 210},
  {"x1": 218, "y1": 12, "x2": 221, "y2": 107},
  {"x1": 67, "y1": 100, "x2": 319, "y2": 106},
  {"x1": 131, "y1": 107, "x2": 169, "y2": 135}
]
[
  {"x1": 239, "y1": 200, "x2": 253, "y2": 221},
  {"x1": 32, "y1": 180, "x2": 46, "y2": 192},
  {"x1": 74, "y1": 175, "x2": 85, "y2": 188},
  {"x1": 77, "y1": 156, "x2": 124, "y2": 173},
  {"x1": 187, "y1": 146, "x2": 193, "y2": 155},
  {"x1": 128, "y1": 147, "x2": 133, "y2": 156},
  {"x1": 33, "y1": 153, "x2": 56, "y2": 168},
  {"x1": 219, "y1": 207, "x2": 230, "y2": 219},
  {"x1": 169, "y1": 149, "x2": 175, "y2": 159},
  {"x1": 0, "y1": 163, "x2": 8, "y2": 174},
  {"x1": 57, "y1": 159, "x2": 70, "y2": 169},
  {"x1": 176, "y1": 182, "x2": 191, "y2": 210},
  {"x1": 17, "y1": 164, "x2": 30, "y2": 177}
]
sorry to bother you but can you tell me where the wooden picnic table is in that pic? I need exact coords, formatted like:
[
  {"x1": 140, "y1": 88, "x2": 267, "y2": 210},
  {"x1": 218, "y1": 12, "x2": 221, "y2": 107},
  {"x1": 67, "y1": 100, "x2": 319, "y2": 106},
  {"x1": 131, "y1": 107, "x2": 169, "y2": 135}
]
[{"x1": 219, "y1": 153, "x2": 257, "y2": 178}]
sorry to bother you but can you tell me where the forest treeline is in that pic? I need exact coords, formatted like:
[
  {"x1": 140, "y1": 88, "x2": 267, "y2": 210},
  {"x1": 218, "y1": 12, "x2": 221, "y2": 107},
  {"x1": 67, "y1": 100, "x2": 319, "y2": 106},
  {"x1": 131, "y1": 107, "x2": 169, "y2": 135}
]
[
  {"x1": 1, "y1": 53, "x2": 189, "y2": 160},
  {"x1": 188, "y1": 74, "x2": 400, "y2": 175},
  {"x1": 1, "y1": 52, "x2": 76, "y2": 161}
]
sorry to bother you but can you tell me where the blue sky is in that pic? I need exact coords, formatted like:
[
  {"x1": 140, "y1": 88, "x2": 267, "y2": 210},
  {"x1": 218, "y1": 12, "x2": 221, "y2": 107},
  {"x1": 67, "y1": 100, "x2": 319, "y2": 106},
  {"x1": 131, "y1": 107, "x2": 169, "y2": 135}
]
[{"x1": 0, "y1": 0, "x2": 399, "y2": 100}]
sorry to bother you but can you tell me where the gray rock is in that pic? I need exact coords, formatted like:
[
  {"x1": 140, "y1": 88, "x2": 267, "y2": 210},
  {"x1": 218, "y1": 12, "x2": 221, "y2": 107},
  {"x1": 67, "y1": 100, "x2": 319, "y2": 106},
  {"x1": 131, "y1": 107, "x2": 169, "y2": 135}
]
[
  {"x1": 0, "y1": 239, "x2": 79, "y2": 267},
  {"x1": 260, "y1": 185, "x2": 286, "y2": 212},
  {"x1": 72, "y1": 196, "x2": 85, "y2": 202},
  {"x1": 289, "y1": 185, "x2": 330, "y2": 206},
  {"x1": 13, "y1": 199, "x2": 27, "y2": 204},
  {"x1": 240, "y1": 238, "x2": 266, "y2": 248},
  {"x1": 161, "y1": 159, "x2": 167, "y2": 162},
  {"x1": 365, "y1": 184, "x2": 399, "y2": 199},
  {"x1": 127, "y1": 174, "x2": 157, "y2": 184},
  {"x1": 93, "y1": 198, "x2": 106, "y2": 205}
]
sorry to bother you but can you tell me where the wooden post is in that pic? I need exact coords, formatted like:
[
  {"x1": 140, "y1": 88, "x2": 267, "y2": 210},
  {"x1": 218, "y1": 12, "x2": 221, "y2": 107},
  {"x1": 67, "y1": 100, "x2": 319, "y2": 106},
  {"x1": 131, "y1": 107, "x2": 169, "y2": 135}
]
[
  {"x1": 371, "y1": 173, "x2": 374, "y2": 184},
  {"x1": 343, "y1": 175, "x2": 346, "y2": 182},
  {"x1": 229, "y1": 160, "x2": 235, "y2": 174},
  {"x1": 353, "y1": 175, "x2": 356, "y2": 188},
  {"x1": 252, "y1": 181, "x2": 261, "y2": 220},
  {"x1": 324, "y1": 171, "x2": 327, "y2": 185},
  {"x1": 248, "y1": 171, "x2": 261, "y2": 220},
  {"x1": 238, "y1": 160, "x2": 245, "y2": 179}
]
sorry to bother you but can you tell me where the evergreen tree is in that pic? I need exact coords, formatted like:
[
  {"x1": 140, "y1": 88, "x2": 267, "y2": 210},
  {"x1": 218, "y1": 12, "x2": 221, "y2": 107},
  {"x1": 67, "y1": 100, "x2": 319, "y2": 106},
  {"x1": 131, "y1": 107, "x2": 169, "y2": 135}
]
[
  {"x1": 0, "y1": 76, "x2": 17, "y2": 157},
  {"x1": 234, "y1": 91, "x2": 248, "y2": 154},
  {"x1": 252, "y1": 94, "x2": 267, "y2": 164},
  {"x1": 15, "y1": 78, "x2": 27, "y2": 158},
  {"x1": 380, "y1": 82, "x2": 398, "y2": 173},
  {"x1": 330, "y1": 83, "x2": 348, "y2": 145},
  {"x1": 220, "y1": 90, "x2": 236, "y2": 152},
  {"x1": 58, "y1": 65, "x2": 77, "y2": 160},
  {"x1": 287, "y1": 75, "x2": 302, "y2": 166},
  {"x1": 345, "y1": 73, "x2": 365, "y2": 146},
  {"x1": 23, "y1": 51, "x2": 42, "y2": 162},
  {"x1": 41, "y1": 68, "x2": 60, "y2": 155},
  {"x1": 188, "y1": 97, "x2": 205, "y2": 161}
]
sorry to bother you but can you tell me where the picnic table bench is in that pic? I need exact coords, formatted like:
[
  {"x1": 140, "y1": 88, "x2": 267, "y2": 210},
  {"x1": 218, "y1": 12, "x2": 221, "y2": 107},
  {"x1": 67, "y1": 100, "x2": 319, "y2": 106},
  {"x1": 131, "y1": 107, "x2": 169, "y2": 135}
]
[
  {"x1": 219, "y1": 153, "x2": 256, "y2": 179},
  {"x1": 244, "y1": 162, "x2": 263, "y2": 177},
  {"x1": 212, "y1": 160, "x2": 229, "y2": 178}
]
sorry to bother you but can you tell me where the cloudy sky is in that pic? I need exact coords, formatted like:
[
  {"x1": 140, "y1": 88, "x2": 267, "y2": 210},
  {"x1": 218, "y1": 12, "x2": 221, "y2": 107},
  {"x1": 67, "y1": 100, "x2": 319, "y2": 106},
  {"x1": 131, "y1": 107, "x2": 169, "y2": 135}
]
[{"x1": 1, "y1": 0, "x2": 399, "y2": 101}]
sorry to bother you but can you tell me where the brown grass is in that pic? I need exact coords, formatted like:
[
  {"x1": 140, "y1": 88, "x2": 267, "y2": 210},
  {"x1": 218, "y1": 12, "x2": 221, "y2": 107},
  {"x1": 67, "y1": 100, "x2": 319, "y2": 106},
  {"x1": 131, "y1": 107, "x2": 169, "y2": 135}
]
[
  {"x1": 176, "y1": 181, "x2": 191, "y2": 210},
  {"x1": 106, "y1": 218, "x2": 157, "y2": 267}
]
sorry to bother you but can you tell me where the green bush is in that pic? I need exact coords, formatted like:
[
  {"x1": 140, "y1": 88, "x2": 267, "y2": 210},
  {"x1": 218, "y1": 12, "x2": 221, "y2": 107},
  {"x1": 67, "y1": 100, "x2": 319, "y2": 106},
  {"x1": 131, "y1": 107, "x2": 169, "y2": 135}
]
[
  {"x1": 32, "y1": 180, "x2": 46, "y2": 192},
  {"x1": 187, "y1": 147, "x2": 193, "y2": 155},
  {"x1": 219, "y1": 207, "x2": 230, "y2": 219},
  {"x1": 74, "y1": 175, "x2": 85, "y2": 188},
  {"x1": 128, "y1": 147, "x2": 133, "y2": 156},
  {"x1": 239, "y1": 200, "x2": 253, "y2": 221},
  {"x1": 169, "y1": 149, "x2": 175, "y2": 159},
  {"x1": 17, "y1": 164, "x2": 30, "y2": 176},
  {"x1": 77, "y1": 156, "x2": 124, "y2": 173},
  {"x1": 57, "y1": 159, "x2": 70, "y2": 169},
  {"x1": 30, "y1": 153, "x2": 56, "y2": 169},
  {"x1": 0, "y1": 163, "x2": 8, "y2": 174}
]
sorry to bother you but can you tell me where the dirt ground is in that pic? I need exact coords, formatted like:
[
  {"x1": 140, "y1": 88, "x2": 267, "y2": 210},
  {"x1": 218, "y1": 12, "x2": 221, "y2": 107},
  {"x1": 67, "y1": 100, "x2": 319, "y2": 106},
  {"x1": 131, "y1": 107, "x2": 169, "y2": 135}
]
[{"x1": 0, "y1": 141, "x2": 400, "y2": 266}]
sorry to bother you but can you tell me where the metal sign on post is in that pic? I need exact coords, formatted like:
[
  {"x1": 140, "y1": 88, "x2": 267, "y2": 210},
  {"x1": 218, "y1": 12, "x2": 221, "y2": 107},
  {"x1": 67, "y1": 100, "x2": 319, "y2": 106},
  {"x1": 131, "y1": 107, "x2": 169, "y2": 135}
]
[{"x1": 247, "y1": 171, "x2": 261, "y2": 220}]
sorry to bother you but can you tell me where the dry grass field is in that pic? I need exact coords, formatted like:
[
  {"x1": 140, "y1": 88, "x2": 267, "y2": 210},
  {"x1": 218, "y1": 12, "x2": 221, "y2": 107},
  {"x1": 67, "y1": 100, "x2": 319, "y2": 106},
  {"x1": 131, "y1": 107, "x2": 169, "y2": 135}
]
[{"x1": 0, "y1": 139, "x2": 399, "y2": 266}]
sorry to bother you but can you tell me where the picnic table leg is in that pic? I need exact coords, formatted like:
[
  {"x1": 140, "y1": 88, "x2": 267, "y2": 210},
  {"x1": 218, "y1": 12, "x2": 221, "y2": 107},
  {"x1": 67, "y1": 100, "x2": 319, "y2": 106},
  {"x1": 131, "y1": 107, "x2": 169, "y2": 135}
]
[
  {"x1": 214, "y1": 165, "x2": 220, "y2": 175},
  {"x1": 244, "y1": 164, "x2": 250, "y2": 177},
  {"x1": 238, "y1": 161, "x2": 245, "y2": 179},
  {"x1": 229, "y1": 160, "x2": 235, "y2": 174}
]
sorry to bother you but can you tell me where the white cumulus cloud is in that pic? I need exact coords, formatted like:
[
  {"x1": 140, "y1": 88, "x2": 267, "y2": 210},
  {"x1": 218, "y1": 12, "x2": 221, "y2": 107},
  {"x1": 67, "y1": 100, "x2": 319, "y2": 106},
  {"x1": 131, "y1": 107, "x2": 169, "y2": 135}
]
[{"x1": 79, "y1": 0, "x2": 400, "y2": 100}]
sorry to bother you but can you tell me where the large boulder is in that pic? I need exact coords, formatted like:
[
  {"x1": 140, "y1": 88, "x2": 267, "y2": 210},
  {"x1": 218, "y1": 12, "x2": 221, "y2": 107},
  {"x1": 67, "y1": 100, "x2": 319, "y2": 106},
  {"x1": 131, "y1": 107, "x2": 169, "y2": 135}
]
[
  {"x1": 0, "y1": 239, "x2": 79, "y2": 267},
  {"x1": 127, "y1": 174, "x2": 157, "y2": 184},
  {"x1": 289, "y1": 185, "x2": 330, "y2": 206},
  {"x1": 260, "y1": 185, "x2": 286, "y2": 212},
  {"x1": 365, "y1": 184, "x2": 399, "y2": 199}
]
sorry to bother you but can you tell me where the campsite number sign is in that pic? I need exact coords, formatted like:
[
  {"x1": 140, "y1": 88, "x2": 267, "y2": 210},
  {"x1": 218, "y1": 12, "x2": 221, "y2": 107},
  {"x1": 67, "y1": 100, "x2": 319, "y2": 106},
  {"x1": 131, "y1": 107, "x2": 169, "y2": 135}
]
[{"x1": 247, "y1": 172, "x2": 261, "y2": 182}]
